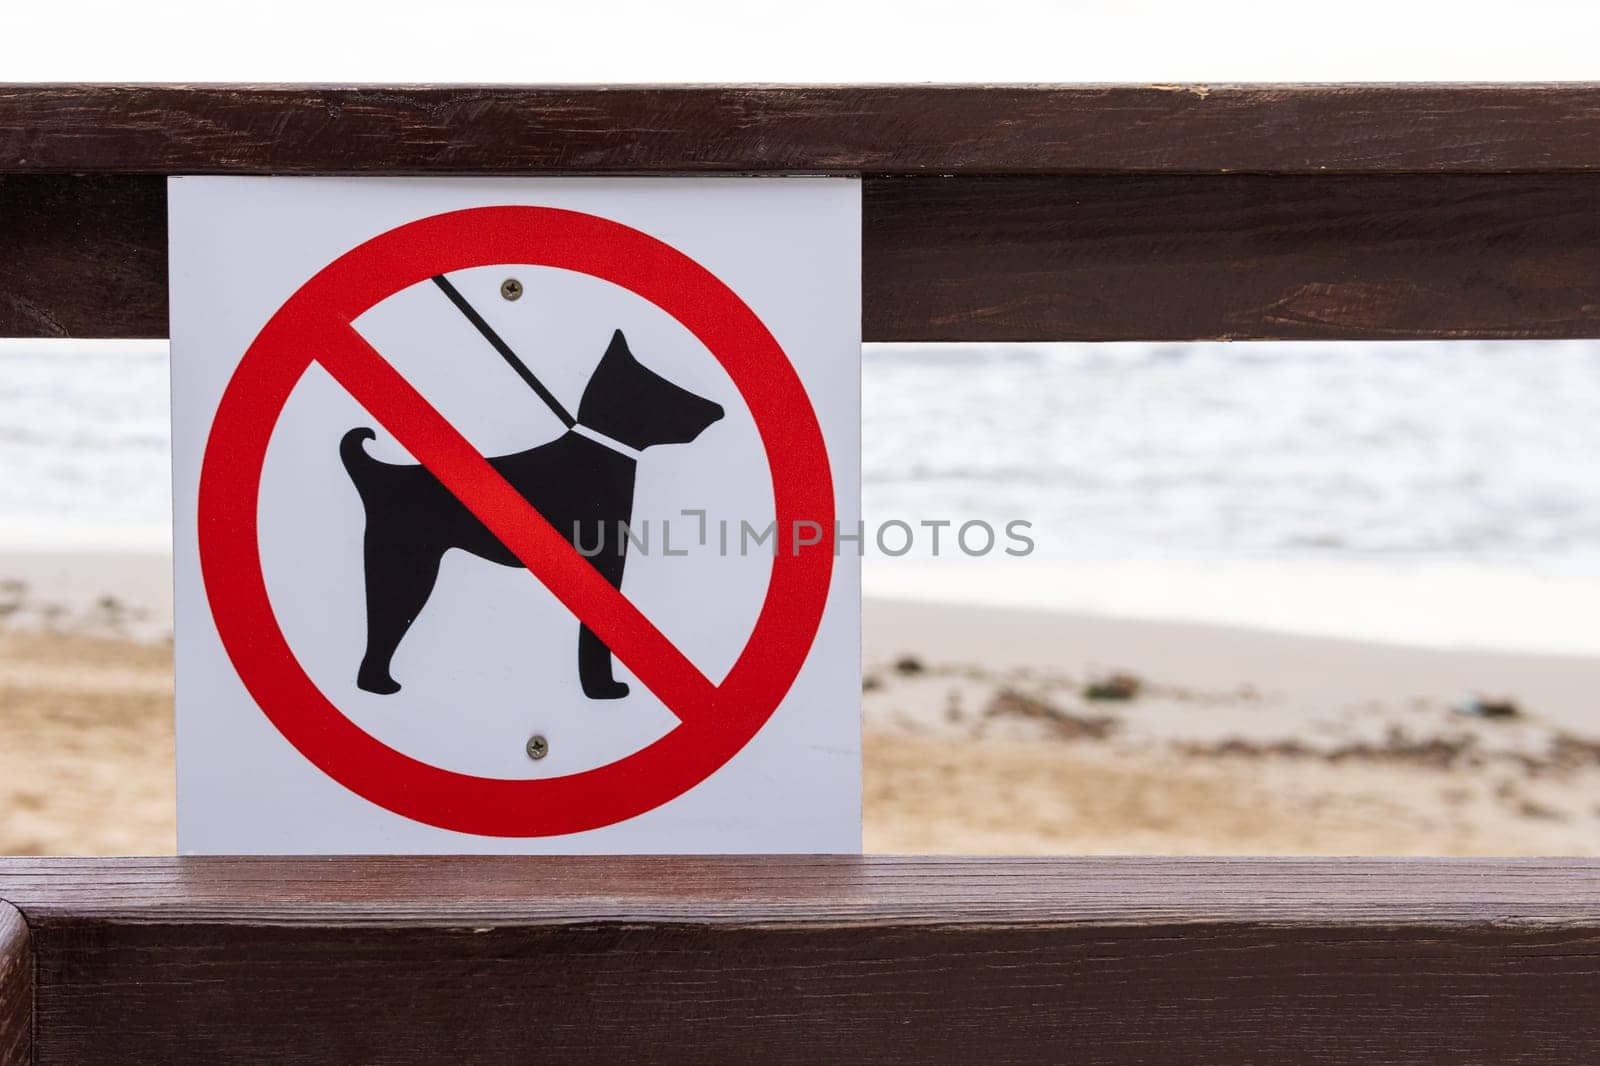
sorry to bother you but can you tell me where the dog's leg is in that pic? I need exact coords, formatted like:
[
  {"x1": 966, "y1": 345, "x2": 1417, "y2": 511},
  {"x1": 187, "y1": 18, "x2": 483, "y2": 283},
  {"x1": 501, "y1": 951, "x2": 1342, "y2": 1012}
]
[
  {"x1": 578, "y1": 624, "x2": 630, "y2": 700},
  {"x1": 578, "y1": 537, "x2": 630, "y2": 700},
  {"x1": 357, "y1": 535, "x2": 442, "y2": 695}
]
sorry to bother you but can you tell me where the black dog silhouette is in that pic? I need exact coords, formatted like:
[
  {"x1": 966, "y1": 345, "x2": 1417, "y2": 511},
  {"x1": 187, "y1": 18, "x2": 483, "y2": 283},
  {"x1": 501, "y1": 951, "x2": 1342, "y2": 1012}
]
[{"x1": 340, "y1": 329, "x2": 724, "y2": 698}]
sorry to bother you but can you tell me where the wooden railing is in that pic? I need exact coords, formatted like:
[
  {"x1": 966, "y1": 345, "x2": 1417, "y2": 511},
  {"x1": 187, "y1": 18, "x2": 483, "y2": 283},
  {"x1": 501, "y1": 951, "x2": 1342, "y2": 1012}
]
[
  {"x1": 10, "y1": 85, "x2": 1600, "y2": 343},
  {"x1": 3, "y1": 856, "x2": 1600, "y2": 1063},
  {"x1": 4, "y1": 84, "x2": 1600, "y2": 1063}
]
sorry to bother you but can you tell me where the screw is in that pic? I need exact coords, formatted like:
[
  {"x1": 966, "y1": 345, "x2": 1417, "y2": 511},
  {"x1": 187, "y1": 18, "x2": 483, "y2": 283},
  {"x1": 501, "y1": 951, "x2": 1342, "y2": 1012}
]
[
  {"x1": 526, "y1": 734, "x2": 548, "y2": 761},
  {"x1": 500, "y1": 277, "x2": 524, "y2": 301}
]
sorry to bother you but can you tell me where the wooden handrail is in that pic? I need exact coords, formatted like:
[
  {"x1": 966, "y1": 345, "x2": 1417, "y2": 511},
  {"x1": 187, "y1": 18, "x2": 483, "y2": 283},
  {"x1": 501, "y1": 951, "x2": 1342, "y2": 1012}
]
[
  {"x1": 5, "y1": 84, "x2": 1600, "y2": 175},
  {"x1": 9, "y1": 84, "x2": 1600, "y2": 342},
  {"x1": 3, "y1": 856, "x2": 1600, "y2": 1062}
]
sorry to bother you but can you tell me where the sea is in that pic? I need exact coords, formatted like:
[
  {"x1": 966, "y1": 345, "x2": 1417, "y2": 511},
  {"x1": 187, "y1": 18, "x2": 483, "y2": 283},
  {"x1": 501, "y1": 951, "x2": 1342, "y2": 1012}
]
[{"x1": 8, "y1": 338, "x2": 1597, "y2": 572}]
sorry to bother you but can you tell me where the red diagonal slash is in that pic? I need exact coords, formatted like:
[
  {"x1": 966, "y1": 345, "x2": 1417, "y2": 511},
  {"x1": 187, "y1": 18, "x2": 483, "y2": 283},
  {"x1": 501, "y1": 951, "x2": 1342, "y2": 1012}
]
[{"x1": 317, "y1": 319, "x2": 720, "y2": 720}]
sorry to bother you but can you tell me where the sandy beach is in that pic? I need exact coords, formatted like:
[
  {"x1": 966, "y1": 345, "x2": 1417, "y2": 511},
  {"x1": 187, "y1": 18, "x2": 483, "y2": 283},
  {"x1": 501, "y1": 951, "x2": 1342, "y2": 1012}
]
[
  {"x1": 0, "y1": 551, "x2": 175, "y2": 853},
  {"x1": 3, "y1": 550, "x2": 1599, "y2": 855},
  {"x1": 863, "y1": 600, "x2": 1600, "y2": 855}
]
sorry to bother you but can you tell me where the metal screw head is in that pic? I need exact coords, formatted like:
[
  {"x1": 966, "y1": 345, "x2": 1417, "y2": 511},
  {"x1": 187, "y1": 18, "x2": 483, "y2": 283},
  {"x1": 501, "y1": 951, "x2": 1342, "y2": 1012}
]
[
  {"x1": 526, "y1": 734, "x2": 549, "y2": 760},
  {"x1": 500, "y1": 277, "x2": 524, "y2": 301}
]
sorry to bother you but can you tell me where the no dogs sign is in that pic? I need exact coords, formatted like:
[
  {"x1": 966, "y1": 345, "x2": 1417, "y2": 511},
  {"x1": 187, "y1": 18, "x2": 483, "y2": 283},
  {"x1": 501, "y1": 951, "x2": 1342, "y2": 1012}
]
[{"x1": 170, "y1": 178, "x2": 861, "y2": 853}]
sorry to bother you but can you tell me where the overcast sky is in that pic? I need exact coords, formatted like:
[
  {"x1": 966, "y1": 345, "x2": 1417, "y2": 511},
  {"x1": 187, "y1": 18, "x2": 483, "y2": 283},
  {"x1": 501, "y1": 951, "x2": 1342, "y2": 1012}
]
[{"x1": 7, "y1": 1, "x2": 1600, "y2": 83}]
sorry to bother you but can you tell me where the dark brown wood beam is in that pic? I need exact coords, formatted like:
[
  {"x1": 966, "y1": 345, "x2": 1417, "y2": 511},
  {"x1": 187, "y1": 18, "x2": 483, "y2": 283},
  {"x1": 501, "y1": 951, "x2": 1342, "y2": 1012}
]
[
  {"x1": 0, "y1": 175, "x2": 166, "y2": 338},
  {"x1": 3, "y1": 856, "x2": 1599, "y2": 1064},
  {"x1": 7, "y1": 84, "x2": 1600, "y2": 175},
  {"x1": 866, "y1": 173, "x2": 1600, "y2": 341},
  {"x1": 8, "y1": 172, "x2": 1600, "y2": 342},
  {"x1": 0, "y1": 903, "x2": 28, "y2": 1066}
]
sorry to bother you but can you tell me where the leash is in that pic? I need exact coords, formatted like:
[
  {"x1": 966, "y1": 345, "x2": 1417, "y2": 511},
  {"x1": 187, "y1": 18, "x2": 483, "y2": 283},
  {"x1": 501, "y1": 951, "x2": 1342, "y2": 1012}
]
[
  {"x1": 430, "y1": 274, "x2": 643, "y2": 460},
  {"x1": 431, "y1": 274, "x2": 576, "y2": 429}
]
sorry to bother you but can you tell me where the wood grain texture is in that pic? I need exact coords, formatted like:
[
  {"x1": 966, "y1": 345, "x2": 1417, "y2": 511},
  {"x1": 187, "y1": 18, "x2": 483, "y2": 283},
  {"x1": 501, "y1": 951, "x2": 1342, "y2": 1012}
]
[
  {"x1": 0, "y1": 903, "x2": 29, "y2": 1066},
  {"x1": 3, "y1": 857, "x2": 1599, "y2": 1064},
  {"x1": 7, "y1": 84, "x2": 1600, "y2": 175},
  {"x1": 12, "y1": 172, "x2": 1600, "y2": 342},
  {"x1": 0, "y1": 174, "x2": 166, "y2": 338},
  {"x1": 865, "y1": 173, "x2": 1600, "y2": 341}
]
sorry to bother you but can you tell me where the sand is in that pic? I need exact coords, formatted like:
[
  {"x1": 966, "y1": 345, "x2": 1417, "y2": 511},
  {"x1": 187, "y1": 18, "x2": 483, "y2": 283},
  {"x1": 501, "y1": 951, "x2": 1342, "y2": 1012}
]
[
  {"x1": 4, "y1": 550, "x2": 1600, "y2": 855},
  {"x1": 863, "y1": 600, "x2": 1600, "y2": 855},
  {"x1": 0, "y1": 628, "x2": 174, "y2": 855}
]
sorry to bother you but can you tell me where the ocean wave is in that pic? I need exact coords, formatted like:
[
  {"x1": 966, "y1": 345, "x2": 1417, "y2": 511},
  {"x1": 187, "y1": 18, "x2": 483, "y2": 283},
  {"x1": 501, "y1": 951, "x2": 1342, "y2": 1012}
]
[{"x1": 3, "y1": 338, "x2": 1599, "y2": 568}]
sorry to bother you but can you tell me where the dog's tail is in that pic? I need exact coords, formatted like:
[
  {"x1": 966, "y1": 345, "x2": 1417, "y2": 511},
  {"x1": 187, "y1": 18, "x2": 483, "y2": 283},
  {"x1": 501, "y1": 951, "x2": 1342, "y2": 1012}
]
[{"x1": 340, "y1": 427, "x2": 378, "y2": 491}]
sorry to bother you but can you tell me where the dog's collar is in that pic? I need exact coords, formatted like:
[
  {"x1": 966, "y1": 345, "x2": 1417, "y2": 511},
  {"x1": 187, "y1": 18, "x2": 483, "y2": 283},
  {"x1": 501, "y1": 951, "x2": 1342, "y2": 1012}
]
[{"x1": 570, "y1": 422, "x2": 643, "y2": 461}]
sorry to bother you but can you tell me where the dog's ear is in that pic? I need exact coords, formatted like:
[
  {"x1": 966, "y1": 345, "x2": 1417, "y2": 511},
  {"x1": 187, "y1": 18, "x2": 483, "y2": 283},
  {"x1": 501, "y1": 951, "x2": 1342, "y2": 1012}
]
[{"x1": 605, "y1": 329, "x2": 632, "y2": 361}]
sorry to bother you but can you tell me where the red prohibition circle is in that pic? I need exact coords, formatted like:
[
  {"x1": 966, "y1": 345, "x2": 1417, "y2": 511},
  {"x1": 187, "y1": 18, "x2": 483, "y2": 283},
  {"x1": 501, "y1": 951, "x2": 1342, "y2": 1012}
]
[{"x1": 197, "y1": 206, "x2": 836, "y2": 837}]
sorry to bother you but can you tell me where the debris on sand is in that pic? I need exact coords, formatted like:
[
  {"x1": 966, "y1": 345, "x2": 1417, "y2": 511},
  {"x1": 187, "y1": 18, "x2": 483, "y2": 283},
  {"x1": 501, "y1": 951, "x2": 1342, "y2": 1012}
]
[
  {"x1": 1453, "y1": 696, "x2": 1521, "y2": 720},
  {"x1": 1083, "y1": 672, "x2": 1142, "y2": 702},
  {"x1": 0, "y1": 579, "x2": 23, "y2": 618},
  {"x1": 1543, "y1": 732, "x2": 1600, "y2": 771},
  {"x1": 1515, "y1": 798, "x2": 1566, "y2": 821},
  {"x1": 987, "y1": 687, "x2": 1116, "y2": 740},
  {"x1": 1181, "y1": 727, "x2": 1474, "y2": 770},
  {"x1": 1324, "y1": 728, "x2": 1474, "y2": 770},
  {"x1": 1183, "y1": 737, "x2": 1314, "y2": 760},
  {"x1": 893, "y1": 655, "x2": 926, "y2": 676},
  {"x1": 862, "y1": 674, "x2": 883, "y2": 692}
]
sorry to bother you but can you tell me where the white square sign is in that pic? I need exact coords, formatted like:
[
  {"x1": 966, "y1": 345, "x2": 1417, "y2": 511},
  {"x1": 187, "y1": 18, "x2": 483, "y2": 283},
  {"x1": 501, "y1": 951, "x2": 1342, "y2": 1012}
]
[{"x1": 170, "y1": 177, "x2": 861, "y2": 853}]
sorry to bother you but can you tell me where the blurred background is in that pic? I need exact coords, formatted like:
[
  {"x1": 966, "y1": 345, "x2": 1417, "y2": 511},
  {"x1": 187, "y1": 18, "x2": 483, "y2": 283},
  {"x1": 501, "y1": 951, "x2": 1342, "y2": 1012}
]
[{"x1": 4, "y1": 337, "x2": 1600, "y2": 854}]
